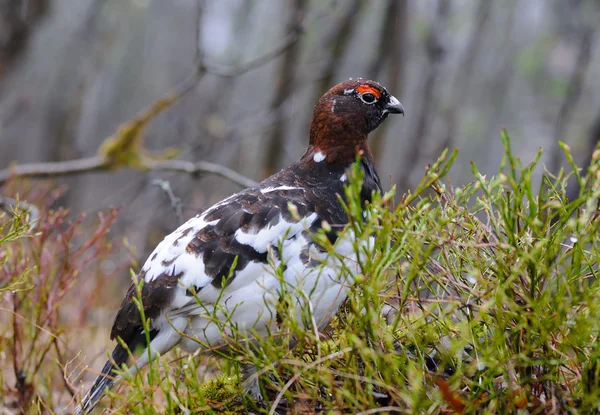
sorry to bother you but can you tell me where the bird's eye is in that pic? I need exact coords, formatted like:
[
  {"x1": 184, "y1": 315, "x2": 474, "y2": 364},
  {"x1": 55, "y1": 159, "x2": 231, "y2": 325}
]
[{"x1": 360, "y1": 92, "x2": 377, "y2": 104}]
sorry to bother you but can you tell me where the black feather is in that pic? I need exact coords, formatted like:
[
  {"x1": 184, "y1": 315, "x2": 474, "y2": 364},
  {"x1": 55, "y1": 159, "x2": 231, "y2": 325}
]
[{"x1": 77, "y1": 330, "x2": 157, "y2": 414}]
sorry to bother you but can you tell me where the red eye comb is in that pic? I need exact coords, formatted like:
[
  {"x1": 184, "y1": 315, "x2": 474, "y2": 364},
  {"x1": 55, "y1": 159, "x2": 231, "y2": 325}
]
[{"x1": 355, "y1": 85, "x2": 381, "y2": 99}]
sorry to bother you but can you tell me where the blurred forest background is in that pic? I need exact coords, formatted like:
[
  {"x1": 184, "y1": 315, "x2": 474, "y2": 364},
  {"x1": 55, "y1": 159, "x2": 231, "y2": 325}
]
[{"x1": 2, "y1": 0, "x2": 600, "y2": 276}]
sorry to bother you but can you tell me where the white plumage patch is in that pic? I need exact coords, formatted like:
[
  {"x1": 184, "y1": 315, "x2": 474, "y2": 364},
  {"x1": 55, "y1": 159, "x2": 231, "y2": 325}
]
[
  {"x1": 313, "y1": 151, "x2": 326, "y2": 162},
  {"x1": 177, "y1": 229, "x2": 373, "y2": 351},
  {"x1": 142, "y1": 215, "x2": 218, "y2": 282},
  {"x1": 260, "y1": 185, "x2": 302, "y2": 194},
  {"x1": 234, "y1": 212, "x2": 317, "y2": 253}
]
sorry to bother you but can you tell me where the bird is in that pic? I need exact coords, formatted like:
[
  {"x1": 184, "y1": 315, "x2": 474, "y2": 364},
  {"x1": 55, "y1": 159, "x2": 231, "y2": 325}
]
[{"x1": 75, "y1": 78, "x2": 404, "y2": 413}]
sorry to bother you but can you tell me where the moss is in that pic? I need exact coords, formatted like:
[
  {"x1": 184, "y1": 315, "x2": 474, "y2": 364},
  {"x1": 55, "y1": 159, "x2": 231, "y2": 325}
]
[{"x1": 186, "y1": 376, "x2": 255, "y2": 415}]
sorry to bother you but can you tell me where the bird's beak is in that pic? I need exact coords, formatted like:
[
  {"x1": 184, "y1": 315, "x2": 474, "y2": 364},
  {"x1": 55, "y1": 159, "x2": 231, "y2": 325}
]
[{"x1": 384, "y1": 95, "x2": 404, "y2": 115}]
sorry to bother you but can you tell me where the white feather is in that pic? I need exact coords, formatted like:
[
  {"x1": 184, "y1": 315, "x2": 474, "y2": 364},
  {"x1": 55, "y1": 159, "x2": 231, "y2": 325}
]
[
  {"x1": 313, "y1": 152, "x2": 326, "y2": 163},
  {"x1": 176, "y1": 230, "x2": 373, "y2": 351},
  {"x1": 142, "y1": 215, "x2": 218, "y2": 282},
  {"x1": 260, "y1": 185, "x2": 302, "y2": 194},
  {"x1": 234, "y1": 213, "x2": 318, "y2": 253}
]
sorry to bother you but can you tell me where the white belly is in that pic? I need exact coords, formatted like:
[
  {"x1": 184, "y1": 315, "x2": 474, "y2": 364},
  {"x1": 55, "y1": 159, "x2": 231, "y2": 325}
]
[{"x1": 177, "y1": 233, "x2": 371, "y2": 353}]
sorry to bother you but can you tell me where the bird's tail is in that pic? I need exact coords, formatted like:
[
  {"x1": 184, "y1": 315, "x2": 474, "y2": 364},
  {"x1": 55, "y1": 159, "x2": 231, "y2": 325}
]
[
  {"x1": 75, "y1": 326, "x2": 180, "y2": 413},
  {"x1": 75, "y1": 343, "x2": 131, "y2": 415}
]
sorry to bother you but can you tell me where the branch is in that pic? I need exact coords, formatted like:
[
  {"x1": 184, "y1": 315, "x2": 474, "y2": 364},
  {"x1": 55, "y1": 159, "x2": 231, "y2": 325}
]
[
  {"x1": 201, "y1": 28, "x2": 303, "y2": 78},
  {"x1": 190, "y1": 0, "x2": 303, "y2": 79},
  {"x1": 151, "y1": 179, "x2": 184, "y2": 225},
  {"x1": 149, "y1": 159, "x2": 257, "y2": 188},
  {"x1": 0, "y1": 156, "x2": 256, "y2": 189},
  {"x1": 0, "y1": 156, "x2": 106, "y2": 183},
  {"x1": 0, "y1": 13, "x2": 305, "y2": 190}
]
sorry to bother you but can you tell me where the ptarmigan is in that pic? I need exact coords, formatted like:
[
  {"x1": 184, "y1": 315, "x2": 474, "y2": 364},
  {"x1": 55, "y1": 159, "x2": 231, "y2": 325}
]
[{"x1": 76, "y1": 79, "x2": 403, "y2": 413}]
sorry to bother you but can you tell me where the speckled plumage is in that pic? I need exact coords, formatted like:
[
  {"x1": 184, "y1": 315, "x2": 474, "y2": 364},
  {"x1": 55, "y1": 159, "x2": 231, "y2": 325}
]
[{"x1": 76, "y1": 79, "x2": 403, "y2": 414}]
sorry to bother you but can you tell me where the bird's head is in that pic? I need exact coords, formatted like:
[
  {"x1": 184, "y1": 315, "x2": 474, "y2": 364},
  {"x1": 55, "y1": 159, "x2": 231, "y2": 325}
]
[{"x1": 308, "y1": 79, "x2": 403, "y2": 162}]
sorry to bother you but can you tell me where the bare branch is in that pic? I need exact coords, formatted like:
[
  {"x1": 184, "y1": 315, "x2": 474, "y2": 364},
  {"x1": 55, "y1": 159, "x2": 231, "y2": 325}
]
[
  {"x1": 202, "y1": 28, "x2": 303, "y2": 78},
  {"x1": 0, "y1": 14, "x2": 307, "y2": 190},
  {"x1": 149, "y1": 159, "x2": 257, "y2": 188},
  {"x1": 0, "y1": 156, "x2": 106, "y2": 183},
  {"x1": 0, "y1": 156, "x2": 256, "y2": 189},
  {"x1": 0, "y1": 8, "x2": 309, "y2": 207},
  {"x1": 151, "y1": 179, "x2": 184, "y2": 225},
  {"x1": 53, "y1": 338, "x2": 76, "y2": 398}
]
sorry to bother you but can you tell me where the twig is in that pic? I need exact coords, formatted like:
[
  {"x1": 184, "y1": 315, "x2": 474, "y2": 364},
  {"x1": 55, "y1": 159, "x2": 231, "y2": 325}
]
[
  {"x1": 202, "y1": 28, "x2": 303, "y2": 78},
  {"x1": 269, "y1": 348, "x2": 352, "y2": 415},
  {"x1": 151, "y1": 179, "x2": 184, "y2": 225},
  {"x1": 149, "y1": 159, "x2": 257, "y2": 188},
  {"x1": 0, "y1": 18, "x2": 305, "y2": 191},
  {"x1": 0, "y1": 157, "x2": 256, "y2": 189},
  {"x1": 0, "y1": 156, "x2": 106, "y2": 183},
  {"x1": 54, "y1": 338, "x2": 76, "y2": 397}
]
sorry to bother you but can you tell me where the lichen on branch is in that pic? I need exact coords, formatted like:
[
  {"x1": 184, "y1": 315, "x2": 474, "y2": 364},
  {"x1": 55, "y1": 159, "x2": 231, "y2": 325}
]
[{"x1": 97, "y1": 95, "x2": 180, "y2": 170}]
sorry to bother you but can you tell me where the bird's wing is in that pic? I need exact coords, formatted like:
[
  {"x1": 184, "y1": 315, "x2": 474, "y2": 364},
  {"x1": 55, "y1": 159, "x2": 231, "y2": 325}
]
[{"x1": 109, "y1": 185, "x2": 320, "y2": 344}]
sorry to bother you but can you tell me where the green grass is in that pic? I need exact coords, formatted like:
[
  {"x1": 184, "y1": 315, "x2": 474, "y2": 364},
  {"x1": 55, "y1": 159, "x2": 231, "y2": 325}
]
[{"x1": 1, "y1": 132, "x2": 600, "y2": 413}]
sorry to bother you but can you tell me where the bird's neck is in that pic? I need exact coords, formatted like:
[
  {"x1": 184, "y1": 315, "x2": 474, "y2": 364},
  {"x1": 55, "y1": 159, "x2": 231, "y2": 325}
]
[
  {"x1": 300, "y1": 139, "x2": 374, "y2": 168},
  {"x1": 307, "y1": 109, "x2": 374, "y2": 165},
  {"x1": 305, "y1": 124, "x2": 373, "y2": 166}
]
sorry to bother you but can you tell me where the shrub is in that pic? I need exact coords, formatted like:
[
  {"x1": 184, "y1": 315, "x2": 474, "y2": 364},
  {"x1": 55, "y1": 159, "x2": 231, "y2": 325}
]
[
  {"x1": 0, "y1": 193, "x2": 117, "y2": 413},
  {"x1": 99, "y1": 133, "x2": 600, "y2": 414},
  {"x1": 3, "y1": 131, "x2": 600, "y2": 414}
]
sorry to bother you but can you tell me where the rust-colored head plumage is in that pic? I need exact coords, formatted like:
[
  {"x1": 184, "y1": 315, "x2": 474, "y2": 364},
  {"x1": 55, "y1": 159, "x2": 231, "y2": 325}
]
[{"x1": 307, "y1": 78, "x2": 403, "y2": 164}]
